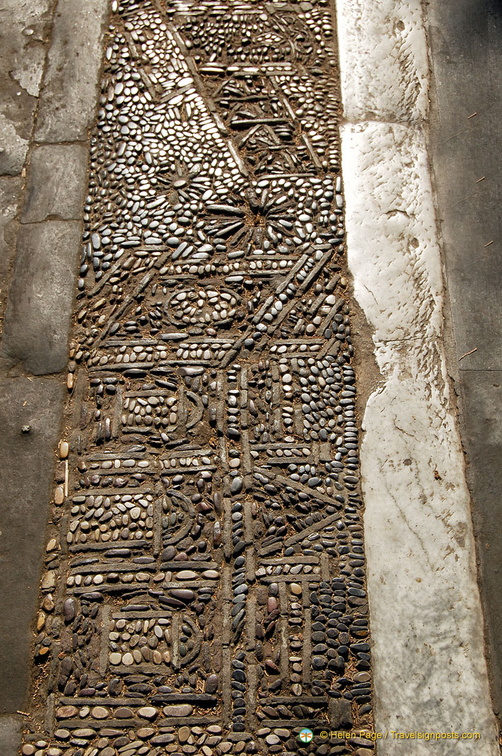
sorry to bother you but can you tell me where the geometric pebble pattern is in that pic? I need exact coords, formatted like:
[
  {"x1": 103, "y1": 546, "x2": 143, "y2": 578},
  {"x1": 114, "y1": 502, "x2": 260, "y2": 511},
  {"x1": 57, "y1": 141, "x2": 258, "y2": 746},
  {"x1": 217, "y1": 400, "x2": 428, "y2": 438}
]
[{"x1": 23, "y1": 1, "x2": 374, "y2": 755}]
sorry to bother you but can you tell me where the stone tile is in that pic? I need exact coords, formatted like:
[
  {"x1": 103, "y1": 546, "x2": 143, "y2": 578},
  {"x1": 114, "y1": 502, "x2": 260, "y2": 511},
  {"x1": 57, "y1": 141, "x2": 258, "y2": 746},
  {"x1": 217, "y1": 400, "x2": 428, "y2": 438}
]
[
  {"x1": 0, "y1": 715, "x2": 22, "y2": 756},
  {"x1": 0, "y1": 112, "x2": 31, "y2": 176},
  {"x1": 1, "y1": 221, "x2": 80, "y2": 375},
  {"x1": 428, "y1": 0, "x2": 502, "y2": 722},
  {"x1": 22, "y1": 144, "x2": 88, "y2": 222},
  {"x1": 34, "y1": 0, "x2": 109, "y2": 142},
  {"x1": 340, "y1": 1, "x2": 499, "y2": 750},
  {"x1": 460, "y1": 371, "x2": 502, "y2": 716},
  {"x1": 0, "y1": 0, "x2": 53, "y2": 98},
  {"x1": 0, "y1": 176, "x2": 22, "y2": 318},
  {"x1": 428, "y1": 0, "x2": 502, "y2": 372},
  {"x1": 0, "y1": 380, "x2": 63, "y2": 713},
  {"x1": 0, "y1": 0, "x2": 53, "y2": 175},
  {"x1": 337, "y1": 0, "x2": 429, "y2": 124}
]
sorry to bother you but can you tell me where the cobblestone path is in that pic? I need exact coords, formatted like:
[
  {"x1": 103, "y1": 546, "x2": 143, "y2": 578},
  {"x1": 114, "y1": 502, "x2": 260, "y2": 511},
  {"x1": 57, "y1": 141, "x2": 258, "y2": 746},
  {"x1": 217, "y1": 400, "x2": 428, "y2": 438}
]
[{"x1": 22, "y1": 1, "x2": 373, "y2": 754}]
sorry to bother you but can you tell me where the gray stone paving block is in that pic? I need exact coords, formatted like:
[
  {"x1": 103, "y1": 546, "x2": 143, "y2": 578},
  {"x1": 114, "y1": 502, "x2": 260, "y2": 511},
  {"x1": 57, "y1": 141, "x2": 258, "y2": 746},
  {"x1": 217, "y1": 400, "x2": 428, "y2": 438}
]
[
  {"x1": 0, "y1": 176, "x2": 22, "y2": 314},
  {"x1": 0, "y1": 715, "x2": 22, "y2": 756},
  {"x1": 0, "y1": 111, "x2": 30, "y2": 176},
  {"x1": 22, "y1": 144, "x2": 88, "y2": 223},
  {"x1": 0, "y1": 0, "x2": 53, "y2": 175},
  {"x1": 34, "y1": 0, "x2": 109, "y2": 142},
  {"x1": 0, "y1": 378, "x2": 64, "y2": 714},
  {"x1": 460, "y1": 371, "x2": 502, "y2": 716},
  {"x1": 428, "y1": 0, "x2": 502, "y2": 722},
  {"x1": 428, "y1": 0, "x2": 502, "y2": 371},
  {"x1": 0, "y1": 0, "x2": 53, "y2": 98},
  {"x1": 1, "y1": 221, "x2": 80, "y2": 375}
]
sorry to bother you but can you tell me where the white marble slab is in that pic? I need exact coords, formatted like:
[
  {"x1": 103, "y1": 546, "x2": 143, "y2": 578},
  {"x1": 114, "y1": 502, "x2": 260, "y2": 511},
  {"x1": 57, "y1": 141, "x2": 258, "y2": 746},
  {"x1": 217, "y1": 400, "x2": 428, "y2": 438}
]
[{"x1": 336, "y1": 1, "x2": 499, "y2": 753}]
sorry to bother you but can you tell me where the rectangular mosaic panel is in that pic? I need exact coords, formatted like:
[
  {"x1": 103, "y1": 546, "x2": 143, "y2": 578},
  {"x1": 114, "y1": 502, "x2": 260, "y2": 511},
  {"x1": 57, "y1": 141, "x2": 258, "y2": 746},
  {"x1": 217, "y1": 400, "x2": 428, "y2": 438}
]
[{"x1": 22, "y1": 2, "x2": 374, "y2": 756}]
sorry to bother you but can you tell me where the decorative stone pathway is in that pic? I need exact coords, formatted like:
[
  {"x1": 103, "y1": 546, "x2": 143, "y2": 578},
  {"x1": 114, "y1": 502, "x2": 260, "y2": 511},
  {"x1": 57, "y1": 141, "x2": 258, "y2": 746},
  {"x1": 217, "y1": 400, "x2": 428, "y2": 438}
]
[{"x1": 22, "y1": 1, "x2": 373, "y2": 754}]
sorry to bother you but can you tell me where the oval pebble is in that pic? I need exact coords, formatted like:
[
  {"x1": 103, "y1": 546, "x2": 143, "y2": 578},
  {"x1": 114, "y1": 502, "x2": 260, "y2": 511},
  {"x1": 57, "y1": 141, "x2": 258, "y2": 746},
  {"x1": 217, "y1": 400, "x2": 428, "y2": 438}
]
[
  {"x1": 138, "y1": 706, "x2": 157, "y2": 720},
  {"x1": 178, "y1": 725, "x2": 191, "y2": 742},
  {"x1": 176, "y1": 570, "x2": 197, "y2": 580},
  {"x1": 115, "y1": 707, "x2": 134, "y2": 718},
  {"x1": 169, "y1": 588, "x2": 195, "y2": 602},
  {"x1": 205, "y1": 673, "x2": 219, "y2": 693},
  {"x1": 56, "y1": 706, "x2": 77, "y2": 719},
  {"x1": 202, "y1": 569, "x2": 219, "y2": 579},
  {"x1": 138, "y1": 728, "x2": 155, "y2": 739},
  {"x1": 163, "y1": 704, "x2": 193, "y2": 716},
  {"x1": 266, "y1": 734, "x2": 281, "y2": 745},
  {"x1": 91, "y1": 706, "x2": 108, "y2": 719}
]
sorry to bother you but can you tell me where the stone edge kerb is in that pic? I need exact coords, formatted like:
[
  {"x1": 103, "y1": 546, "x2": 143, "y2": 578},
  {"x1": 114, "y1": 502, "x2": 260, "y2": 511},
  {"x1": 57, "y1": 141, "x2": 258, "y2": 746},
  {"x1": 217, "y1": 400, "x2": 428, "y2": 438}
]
[
  {"x1": 335, "y1": 0, "x2": 499, "y2": 752},
  {"x1": 0, "y1": 2, "x2": 109, "y2": 755},
  {"x1": 1, "y1": 0, "x2": 110, "y2": 377}
]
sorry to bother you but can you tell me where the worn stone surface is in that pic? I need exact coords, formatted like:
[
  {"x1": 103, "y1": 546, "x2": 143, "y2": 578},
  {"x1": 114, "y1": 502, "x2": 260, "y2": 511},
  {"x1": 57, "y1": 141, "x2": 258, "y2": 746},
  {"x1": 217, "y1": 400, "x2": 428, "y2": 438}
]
[
  {"x1": 427, "y1": 0, "x2": 502, "y2": 372},
  {"x1": 22, "y1": 144, "x2": 88, "y2": 222},
  {"x1": 0, "y1": 379, "x2": 64, "y2": 713},
  {"x1": 338, "y1": 1, "x2": 499, "y2": 753},
  {"x1": 0, "y1": 177, "x2": 22, "y2": 321},
  {"x1": 0, "y1": 715, "x2": 23, "y2": 756},
  {"x1": 0, "y1": 0, "x2": 53, "y2": 98},
  {"x1": 0, "y1": 114, "x2": 31, "y2": 177},
  {"x1": 427, "y1": 0, "x2": 502, "y2": 723},
  {"x1": 0, "y1": 5, "x2": 102, "y2": 755},
  {"x1": 1, "y1": 221, "x2": 81, "y2": 374},
  {"x1": 34, "y1": 0, "x2": 109, "y2": 142},
  {"x1": 459, "y1": 372, "x2": 502, "y2": 709},
  {"x1": 0, "y1": 0, "x2": 53, "y2": 175},
  {"x1": 337, "y1": 0, "x2": 429, "y2": 124}
]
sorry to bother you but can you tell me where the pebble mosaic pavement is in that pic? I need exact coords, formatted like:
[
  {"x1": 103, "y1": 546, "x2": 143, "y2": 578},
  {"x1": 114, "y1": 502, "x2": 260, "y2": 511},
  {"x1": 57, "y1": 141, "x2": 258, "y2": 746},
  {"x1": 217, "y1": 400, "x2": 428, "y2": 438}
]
[{"x1": 22, "y1": 1, "x2": 374, "y2": 754}]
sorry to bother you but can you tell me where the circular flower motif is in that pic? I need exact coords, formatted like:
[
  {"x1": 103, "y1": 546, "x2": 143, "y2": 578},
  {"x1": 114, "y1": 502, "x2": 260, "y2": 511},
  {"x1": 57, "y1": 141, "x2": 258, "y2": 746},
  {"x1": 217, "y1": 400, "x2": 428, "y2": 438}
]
[{"x1": 205, "y1": 188, "x2": 296, "y2": 250}]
